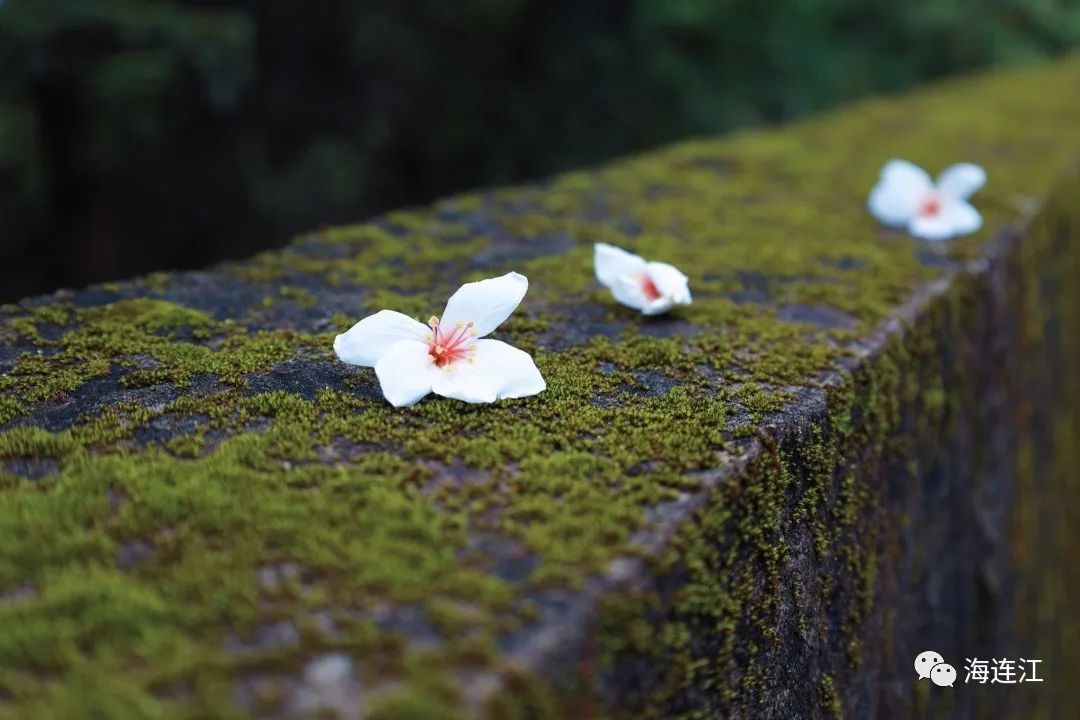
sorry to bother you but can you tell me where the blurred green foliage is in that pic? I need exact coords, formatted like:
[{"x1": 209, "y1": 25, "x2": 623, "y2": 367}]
[{"x1": 1, "y1": 0, "x2": 1079, "y2": 300}]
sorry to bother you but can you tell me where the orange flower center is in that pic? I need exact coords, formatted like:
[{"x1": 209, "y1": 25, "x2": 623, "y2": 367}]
[{"x1": 427, "y1": 316, "x2": 474, "y2": 368}]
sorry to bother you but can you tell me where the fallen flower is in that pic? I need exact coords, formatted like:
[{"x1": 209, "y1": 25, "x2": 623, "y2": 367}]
[
  {"x1": 594, "y1": 243, "x2": 692, "y2": 315},
  {"x1": 334, "y1": 272, "x2": 546, "y2": 407},
  {"x1": 868, "y1": 159, "x2": 986, "y2": 241}
]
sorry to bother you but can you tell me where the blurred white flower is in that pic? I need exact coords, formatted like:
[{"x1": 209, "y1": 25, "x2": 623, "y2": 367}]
[
  {"x1": 334, "y1": 272, "x2": 545, "y2": 407},
  {"x1": 594, "y1": 243, "x2": 692, "y2": 315},
  {"x1": 868, "y1": 159, "x2": 986, "y2": 241}
]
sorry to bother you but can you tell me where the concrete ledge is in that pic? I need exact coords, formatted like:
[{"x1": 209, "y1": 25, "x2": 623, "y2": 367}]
[{"x1": 0, "y1": 58, "x2": 1078, "y2": 718}]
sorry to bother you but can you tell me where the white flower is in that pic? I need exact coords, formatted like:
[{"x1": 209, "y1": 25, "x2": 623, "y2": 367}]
[
  {"x1": 334, "y1": 272, "x2": 546, "y2": 407},
  {"x1": 593, "y1": 243, "x2": 692, "y2": 315},
  {"x1": 868, "y1": 159, "x2": 987, "y2": 241}
]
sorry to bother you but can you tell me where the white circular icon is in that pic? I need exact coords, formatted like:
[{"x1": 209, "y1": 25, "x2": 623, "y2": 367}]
[
  {"x1": 914, "y1": 650, "x2": 944, "y2": 680},
  {"x1": 931, "y1": 663, "x2": 957, "y2": 687}
]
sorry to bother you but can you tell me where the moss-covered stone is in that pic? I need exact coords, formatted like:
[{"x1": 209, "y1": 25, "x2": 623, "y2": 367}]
[{"x1": 0, "y1": 57, "x2": 1079, "y2": 718}]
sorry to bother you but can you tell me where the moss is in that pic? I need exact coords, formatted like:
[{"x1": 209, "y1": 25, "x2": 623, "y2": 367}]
[
  {"x1": 0, "y1": 396, "x2": 24, "y2": 426},
  {"x1": 0, "y1": 57, "x2": 1078, "y2": 717},
  {"x1": 818, "y1": 674, "x2": 842, "y2": 718},
  {"x1": 0, "y1": 298, "x2": 310, "y2": 418},
  {"x1": 1007, "y1": 166, "x2": 1080, "y2": 718},
  {"x1": 277, "y1": 286, "x2": 317, "y2": 308}
]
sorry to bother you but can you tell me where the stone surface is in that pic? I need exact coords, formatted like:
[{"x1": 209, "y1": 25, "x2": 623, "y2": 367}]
[{"x1": 0, "y1": 58, "x2": 1078, "y2": 718}]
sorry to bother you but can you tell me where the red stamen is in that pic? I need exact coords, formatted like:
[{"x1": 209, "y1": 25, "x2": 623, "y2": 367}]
[
  {"x1": 426, "y1": 317, "x2": 474, "y2": 367},
  {"x1": 641, "y1": 274, "x2": 661, "y2": 302},
  {"x1": 920, "y1": 195, "x2": 942, "y2": 217}
]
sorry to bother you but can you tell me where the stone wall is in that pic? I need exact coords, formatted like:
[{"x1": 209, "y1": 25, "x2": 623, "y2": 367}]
[{"x1": 0, "y1": 58, "x2": 1078, "y2": 718}]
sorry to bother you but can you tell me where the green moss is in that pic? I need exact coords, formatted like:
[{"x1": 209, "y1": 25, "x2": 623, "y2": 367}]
[
  {"x1": 819, "y1": 674, "x2": 842, "y2": 718},
  {"x1": 0, "y1": 299, "x2": 311, "y2": 414},
  {"x1": 82, "y1": 298, "x2": 215, "y2": 334},
  {"x1": 276, "y1": 286, "x2": 317, "y2": 308},
  {"x1": 0, "y1": 396, "x2": 24, "y2": 425},
  {"x1": 1006, "y1": 167, "x2": 1080, "y2": 718},
  {"x1": 0, "y1": 57, "x2": 1079, "y2": 717}
]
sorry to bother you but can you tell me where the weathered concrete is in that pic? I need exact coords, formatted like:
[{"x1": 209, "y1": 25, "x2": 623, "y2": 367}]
[{"x1": 0, "y1": 59, "x2": 1078, "y2": 719}]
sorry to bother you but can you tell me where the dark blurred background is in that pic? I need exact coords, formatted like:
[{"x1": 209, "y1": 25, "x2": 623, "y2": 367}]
[{"x1": 2, "y1": 1, "x2": 1079, "y2": 302}]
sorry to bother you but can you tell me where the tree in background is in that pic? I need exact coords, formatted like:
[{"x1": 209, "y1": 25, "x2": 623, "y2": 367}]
[{"x1": 2, "y1": 0, "x2": 1079, "y2": 301}]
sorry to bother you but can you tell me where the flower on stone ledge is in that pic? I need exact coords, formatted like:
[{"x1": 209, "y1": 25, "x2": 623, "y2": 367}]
[
  {"x1": 334, "y1": 272, "x2": 545, "y2": 407},
  {"x1": 868, "y1": 159, "x2": 987, "y2": 241},
  {"x1": 594, "y1": 243, "x2": 692, "y2": 315}
]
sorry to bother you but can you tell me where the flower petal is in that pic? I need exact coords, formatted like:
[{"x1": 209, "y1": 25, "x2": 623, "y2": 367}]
[
  {"x1": 374, "y1": 340, "x2": 436, "y2": 407},
  {"x1": 429, "y1": 366, "x2": 496, "y2": 403},
  {"x1": 642, "y1": 297, "x2": 676, "y2": 316},
  {"x1": 936, "y1": 163, "x2": 986, "y2": 200},
  {"x1": 646, "y1": 261, "x2": 692, "y2": 305},
  {"x1": 868, "y1": 159, "x2": 934, "y2": 227},
  {"x1": 474, "y1": 340, "x2": 547, "y2": 399},
  {"x1": 945, "y1": 199, "x2": 982, "y2": 236},
  {"x1": 908, "y1": 213, "x2": 956, "y2": 241},
  {"x1": 432, "y1": 339, "x2": 545, "y2": 404},
  {"x1": 908, "y1": 197, "x2": 981, "y2": 241},
  {"x1": 595, "y1": 243, "x2": 647, "y2": 290},
  {"x1": 611, "y1": 275, "x2": 650, "y2": 311},
  {"x1": 334, "y1": 310, "x2": 429, "y2": 367},
  {"x1": 440, "y1": 272, "x2": 528, "y2": 338}
]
